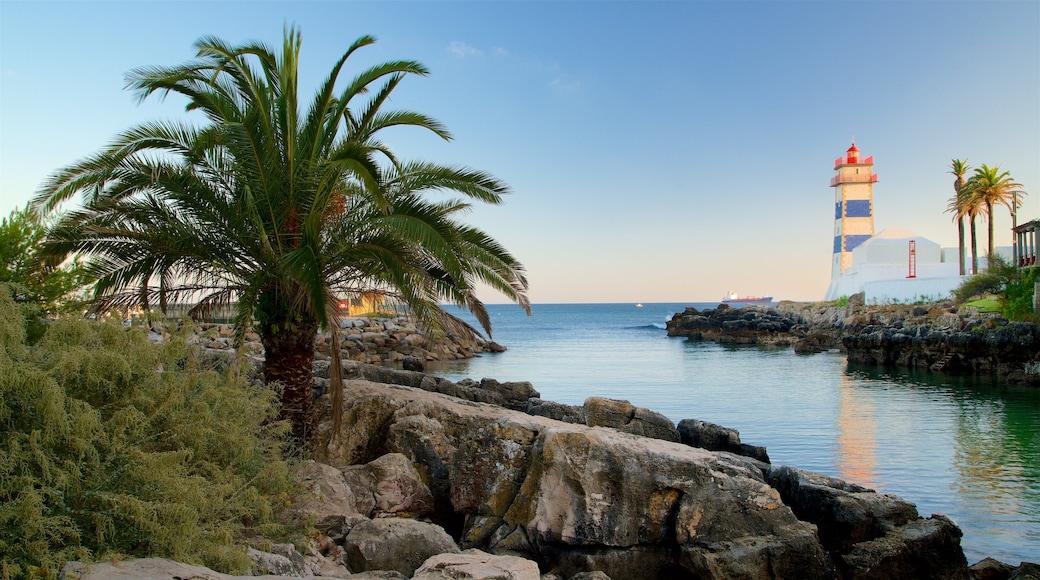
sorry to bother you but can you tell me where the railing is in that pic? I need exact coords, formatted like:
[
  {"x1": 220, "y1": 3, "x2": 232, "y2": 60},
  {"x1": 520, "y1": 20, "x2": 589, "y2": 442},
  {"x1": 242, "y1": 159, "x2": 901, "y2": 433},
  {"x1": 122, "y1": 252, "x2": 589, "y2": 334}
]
[
  {"x1": 834, "y1": 155, "x2": 874, "y2": 168},
  {"x1": 830, "y1": 173, "x2": 879, "y2": 187}
]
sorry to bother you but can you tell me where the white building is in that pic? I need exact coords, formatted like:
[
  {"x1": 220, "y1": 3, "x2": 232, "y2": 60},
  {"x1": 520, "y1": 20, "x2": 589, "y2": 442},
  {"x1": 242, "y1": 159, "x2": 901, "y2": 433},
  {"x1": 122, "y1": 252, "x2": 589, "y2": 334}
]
[{"x1": 824, "y1": 142, "x2": 977, "y2": 304}]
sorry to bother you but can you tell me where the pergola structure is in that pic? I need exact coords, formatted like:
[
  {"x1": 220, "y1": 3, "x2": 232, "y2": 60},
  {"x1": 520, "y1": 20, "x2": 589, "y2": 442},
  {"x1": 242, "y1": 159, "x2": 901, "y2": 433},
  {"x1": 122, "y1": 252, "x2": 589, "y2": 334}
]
[{"x1": 1014, "y1": 219, "x2": 1039, "y2": 268}]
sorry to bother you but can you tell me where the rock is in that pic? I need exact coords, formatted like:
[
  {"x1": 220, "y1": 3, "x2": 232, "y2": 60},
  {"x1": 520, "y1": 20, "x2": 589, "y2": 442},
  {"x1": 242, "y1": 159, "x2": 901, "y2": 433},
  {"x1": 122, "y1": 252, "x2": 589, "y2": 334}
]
[
  {"x1": 319, "y1": 381, "x2": 835, "y2": 579},
  {"x1": 412, "y1": 549, "x2": 540, "y2": 579},
  {"x1": 280, "y1": 460, "x2": 361, "y2": 525},
  {"x1": 677, "y1": 418, "x2": 740, "y2": 451},
  {"x1": 316, "y1": 379, "x2": 975, "y2": 579},
  {"x1": 834, "y1": 514, "x2": 968, "y2": 579},
  {"x1": 765, "y1": 465, "x2": 919, "y2": 553},
  {"x1": 583, "y1": 397, "x2": 680, "y2": 442},
  {"x1": 349, "y1": 570, "x2": 409, "y2": 579},
  {"x1": 303, "y1": 553, "x2": 352, "y2": 578},
  {"x1": 403, "y1": 355, "x2": 426, "y2": 372},
  {"x1": 341, "y1": 452, "x2": 435, "y2": 518},
  {"x1": 583, "y1": 396, "x2": 634, "y2": 428},
  {"x1": 970, "y1": 557, "x2": 1015, "y2": 580},
  {"x1": 666, "y1": 305, "x2": 801, "y2": 346},
  {"x1": 249, "y1": 545, "x2": 307, "y2": 577},
  {"x1": 344, "y1": 518, "x2": 461, "y2": 576},
  {"x1": 478, "y1": 378, "x2": 540, "y2": 411},
  {"x1": 316, "y1": 513, "x2": 370, "y2": 544},
  {"x1": 59, "y1": 559, "x2": 244, "y2": 579},
  {"x1": 525, "y1": 398, "x2": 586, "y2": 424},
  {"x1": 1010, "y1": 562, "x2": 1040, "y2": 579},
  {"x1": 675, "y1": 416, "x2": 770, "y2": 462}
]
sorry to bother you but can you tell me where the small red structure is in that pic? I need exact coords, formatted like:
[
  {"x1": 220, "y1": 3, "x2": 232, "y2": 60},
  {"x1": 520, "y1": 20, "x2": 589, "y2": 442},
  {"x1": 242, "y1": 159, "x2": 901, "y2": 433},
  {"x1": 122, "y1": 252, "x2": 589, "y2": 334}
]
[{"x1": 907, "y1": 240, "x2": 917, "y2": 278}]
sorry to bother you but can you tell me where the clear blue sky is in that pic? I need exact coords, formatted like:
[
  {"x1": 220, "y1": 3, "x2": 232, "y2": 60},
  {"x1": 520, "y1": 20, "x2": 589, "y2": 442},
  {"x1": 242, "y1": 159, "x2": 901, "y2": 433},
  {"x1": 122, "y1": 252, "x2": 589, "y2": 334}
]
[{"x1": 2, "y1": 1, "x2": 1037, "y2": 303}]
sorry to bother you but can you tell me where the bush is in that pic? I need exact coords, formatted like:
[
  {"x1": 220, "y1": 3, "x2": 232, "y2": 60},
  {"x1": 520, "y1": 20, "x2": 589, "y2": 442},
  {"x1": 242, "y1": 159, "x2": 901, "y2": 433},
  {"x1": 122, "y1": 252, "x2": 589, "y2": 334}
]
[
  {"x1": 0, "y1": 206, "x2": 92, "y2": 343},
  {"x1": 953, "y1": 270, "x2": 1005, "y2": 303},
  {"x1": 0, "y1": 288, "x2": 293, "y2": 579},
  {"x1": 1002, "y1": 266, "x2": 1039, "y2": 321}
]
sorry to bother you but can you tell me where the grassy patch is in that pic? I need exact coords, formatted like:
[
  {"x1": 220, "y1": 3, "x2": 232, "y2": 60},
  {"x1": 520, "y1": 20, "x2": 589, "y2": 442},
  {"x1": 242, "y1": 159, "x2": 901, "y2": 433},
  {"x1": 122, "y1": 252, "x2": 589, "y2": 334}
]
[{"x1": 965, "y1": 298, "x2": 1001, "y2": 312}]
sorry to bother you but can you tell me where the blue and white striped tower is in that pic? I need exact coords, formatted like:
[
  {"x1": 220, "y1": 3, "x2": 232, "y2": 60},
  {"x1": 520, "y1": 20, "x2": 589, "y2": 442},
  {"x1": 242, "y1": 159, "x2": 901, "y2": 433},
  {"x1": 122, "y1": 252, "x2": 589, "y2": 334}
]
[{"x1": 830, "y1": 141, "x2": 877, "y2": 278}]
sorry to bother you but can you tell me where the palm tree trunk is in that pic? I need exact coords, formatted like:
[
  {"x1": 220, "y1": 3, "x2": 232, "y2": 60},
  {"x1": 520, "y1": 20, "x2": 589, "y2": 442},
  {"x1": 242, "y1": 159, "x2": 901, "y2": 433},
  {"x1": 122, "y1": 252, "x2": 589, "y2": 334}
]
[
  {"x1": 957, "y1": 217, "x2": 965, "y2": 276},
  {"x1": 261, "y1": 313, "x2": 319, "y2": 446},
  {"x1": 970, "y1": 216, "x2": 979, "y2": 275},
  {"x1": 986, "y1": 200, "x2": 995, "y2": 261}
]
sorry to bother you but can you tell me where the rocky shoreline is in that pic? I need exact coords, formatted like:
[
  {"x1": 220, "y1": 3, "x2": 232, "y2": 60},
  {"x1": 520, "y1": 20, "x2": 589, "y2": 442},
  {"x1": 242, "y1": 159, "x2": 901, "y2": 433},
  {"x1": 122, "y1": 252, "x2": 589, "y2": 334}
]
[
  {"x1": 64, "y1": 307, "x2": 1039, "y2": 579},
  {"x1": 63, "y1": 355, "x2": 1039, "y2": 579},
  {"x1": 666, "y1": 295, "x2": 1040, "y2": 385},
  {"x1": 155, "y1": 314, "x2": 502, "y2": 367}
]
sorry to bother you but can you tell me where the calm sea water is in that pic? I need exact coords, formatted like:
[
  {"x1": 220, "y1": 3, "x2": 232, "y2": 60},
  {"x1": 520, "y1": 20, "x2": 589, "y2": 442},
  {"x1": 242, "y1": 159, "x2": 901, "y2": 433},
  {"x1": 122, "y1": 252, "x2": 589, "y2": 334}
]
[{"x1": 428, "y1": 303, "x2": 1040, "y2": 566}]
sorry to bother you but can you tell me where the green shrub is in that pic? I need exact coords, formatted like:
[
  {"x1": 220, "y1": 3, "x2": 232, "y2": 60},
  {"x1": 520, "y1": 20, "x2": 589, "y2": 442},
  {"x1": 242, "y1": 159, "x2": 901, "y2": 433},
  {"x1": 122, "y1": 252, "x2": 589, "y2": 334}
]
[
  {"x1": 1002, "y1": 266, "x2": 1039, "y2": 321},
  {"x1": 0, "y1": 288, "x2": 293, "y2": 579},
  {"x1": 0, "y1": 206, "x2": 93, "y2": 343},
  {"x1": 953, "y1": 271, "x2": 1004, "y2": 303}
]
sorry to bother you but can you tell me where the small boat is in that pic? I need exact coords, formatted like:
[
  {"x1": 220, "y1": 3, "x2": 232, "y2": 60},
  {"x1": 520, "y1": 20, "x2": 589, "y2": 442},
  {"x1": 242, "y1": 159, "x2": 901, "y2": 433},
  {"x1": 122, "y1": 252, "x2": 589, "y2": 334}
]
[
  {"x1": 635, "y1": 303, "x2": 644, "y2": 308},
  {"x1": 722, "y1": 291, "x2": 774, "y2": 305}
]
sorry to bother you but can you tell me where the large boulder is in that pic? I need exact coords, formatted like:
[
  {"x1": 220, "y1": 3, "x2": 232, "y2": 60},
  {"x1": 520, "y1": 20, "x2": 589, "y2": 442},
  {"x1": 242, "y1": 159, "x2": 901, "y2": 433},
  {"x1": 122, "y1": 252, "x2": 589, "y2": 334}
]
[
  {"x1": 318, "y1": 381, "x2": 835, "y2": 579},
  {"x1": 341, "y1": 452, "x2": 435, "y2": 518},
  {"x1": 316, "y1": 380, "x2": 971, "y2": 579},
  {"x1": 834, "y1": 514, "x2": 968, "y2": 579},
  {"x1": 412, "y1": 549, "x2": 540, "y2": 579},
  {"x1": 765, "y1": 466, "x2": 919, "y2": 553},
  {"x1": 343, "y1": 518, "x2": 461, "y2": 576},
  {"x1": 280, "y1": 460, "x2": 361, "y2": 526}
]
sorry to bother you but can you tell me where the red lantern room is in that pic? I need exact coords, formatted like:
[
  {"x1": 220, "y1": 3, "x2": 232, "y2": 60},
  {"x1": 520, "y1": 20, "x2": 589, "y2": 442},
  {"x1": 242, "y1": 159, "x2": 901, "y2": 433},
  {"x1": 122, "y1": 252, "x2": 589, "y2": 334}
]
[{"x1": 846, "y1": 142, "x2": 859, "y2": 164}]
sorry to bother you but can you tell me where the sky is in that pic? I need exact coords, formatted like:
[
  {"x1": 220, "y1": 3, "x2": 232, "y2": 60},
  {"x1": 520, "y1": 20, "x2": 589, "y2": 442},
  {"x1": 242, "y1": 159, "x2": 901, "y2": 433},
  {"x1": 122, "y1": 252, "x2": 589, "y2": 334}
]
[{"x1": 1, "y1": 1, "x2": 1038, "y2": 304}]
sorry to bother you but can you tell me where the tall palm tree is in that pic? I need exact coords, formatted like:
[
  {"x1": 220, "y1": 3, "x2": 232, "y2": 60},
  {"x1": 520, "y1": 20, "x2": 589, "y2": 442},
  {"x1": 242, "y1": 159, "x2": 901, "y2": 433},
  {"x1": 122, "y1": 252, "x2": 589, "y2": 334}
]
[
  {"x1": 946, "y1": 159, "x2": 970, "y2": 275},
  {"x1": 961, "y1": 164, "x2": 1027, "y2": 264},
  {"x1": 33, "y1": 28, "x2": 529, "y2": 446}
]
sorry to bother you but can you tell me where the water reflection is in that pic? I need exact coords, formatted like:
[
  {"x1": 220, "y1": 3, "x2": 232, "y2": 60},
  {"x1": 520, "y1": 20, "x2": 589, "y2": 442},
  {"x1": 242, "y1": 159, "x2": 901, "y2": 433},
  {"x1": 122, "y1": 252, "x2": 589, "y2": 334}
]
[
  {"x1": 844, "y1": 365, "x2": 1040, "y2": 563},
  {"x1": 837, "y1": 372, "x2": 878, "y2": 489}
]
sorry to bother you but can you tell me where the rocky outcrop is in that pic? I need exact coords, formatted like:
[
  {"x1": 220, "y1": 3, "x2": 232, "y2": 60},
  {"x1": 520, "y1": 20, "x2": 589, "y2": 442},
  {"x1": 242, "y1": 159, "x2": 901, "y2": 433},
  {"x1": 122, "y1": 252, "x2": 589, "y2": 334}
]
[
  {"x1": 167, "y1": 316, "x2": 499, "y2": 368},
  {"x1": 667, "y1": 299, "x2": 1040, "y2": 383},
  {"x1": 842, "y1": 320, "x2": 1040, "y2": 379},
  {"x1": 666, "y1": 304, "x2": 802, "y2": 346},
  {"x1": 308, "y1": 378, "x2": 969, "y2": 579}
]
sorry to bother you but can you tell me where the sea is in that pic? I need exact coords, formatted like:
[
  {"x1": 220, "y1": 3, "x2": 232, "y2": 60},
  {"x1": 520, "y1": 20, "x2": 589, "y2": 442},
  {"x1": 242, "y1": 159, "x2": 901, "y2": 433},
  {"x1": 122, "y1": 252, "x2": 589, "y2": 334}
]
[{"x1": 427, "y1": 302, "x2": 1040, "y2": 566}]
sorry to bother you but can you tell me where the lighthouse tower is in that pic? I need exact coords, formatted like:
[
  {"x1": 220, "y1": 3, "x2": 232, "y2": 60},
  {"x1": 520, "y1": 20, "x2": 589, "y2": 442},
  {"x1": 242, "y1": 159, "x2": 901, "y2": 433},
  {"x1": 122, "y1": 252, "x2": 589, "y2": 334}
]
[{"x1": 830, "y1": 141, "x2": 878, "y2": 279}]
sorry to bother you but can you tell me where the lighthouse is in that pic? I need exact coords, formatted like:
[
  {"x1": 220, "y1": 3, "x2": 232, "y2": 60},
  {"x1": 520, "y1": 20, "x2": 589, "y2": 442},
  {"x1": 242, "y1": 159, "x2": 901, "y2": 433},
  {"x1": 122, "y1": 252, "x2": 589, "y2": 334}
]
[
  {"x1": 830, "y1": 141, "x2": 878, "y2": 278},
  {"x1": 822, "y1": 142, "x2": 969, "y2": 303}
]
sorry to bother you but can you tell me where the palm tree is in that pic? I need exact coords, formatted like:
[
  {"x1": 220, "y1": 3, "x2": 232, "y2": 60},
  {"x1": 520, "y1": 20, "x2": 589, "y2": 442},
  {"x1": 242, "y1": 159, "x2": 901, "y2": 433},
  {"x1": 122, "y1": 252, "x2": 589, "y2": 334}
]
[
  {"x1": 946, "y1": 159, "x2": 970, "y2": 275},
  {"x1": 33, "y1": 28, "x2": 530, "y2": 446},
  {"x1": 961, "y1": 164, "x2": 1027, "y2": 265}
]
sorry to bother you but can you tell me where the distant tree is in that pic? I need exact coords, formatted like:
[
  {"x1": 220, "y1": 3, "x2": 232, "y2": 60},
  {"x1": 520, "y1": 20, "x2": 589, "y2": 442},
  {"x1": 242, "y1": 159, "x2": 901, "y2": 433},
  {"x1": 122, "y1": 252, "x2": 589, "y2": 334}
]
[
  {"x1": 945, "y1": 159, "x2": 970, "y2": 275},
  {"x1": 33, "y1": 28, "x2": 529, "y2": 446},
  {"x1": 0, "y1": 204, "x2": 89, "y2": 337},
  {"x1": 961, "y1": 164, "x2": 1027, "y2": 262}
]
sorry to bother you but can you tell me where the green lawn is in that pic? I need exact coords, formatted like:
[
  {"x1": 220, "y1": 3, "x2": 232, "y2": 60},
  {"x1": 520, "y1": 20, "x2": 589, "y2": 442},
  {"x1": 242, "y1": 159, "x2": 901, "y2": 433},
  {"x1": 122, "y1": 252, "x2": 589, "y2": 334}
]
[{"x1": 965, "y1": 298, "x2": 1002, "y2": 313}]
